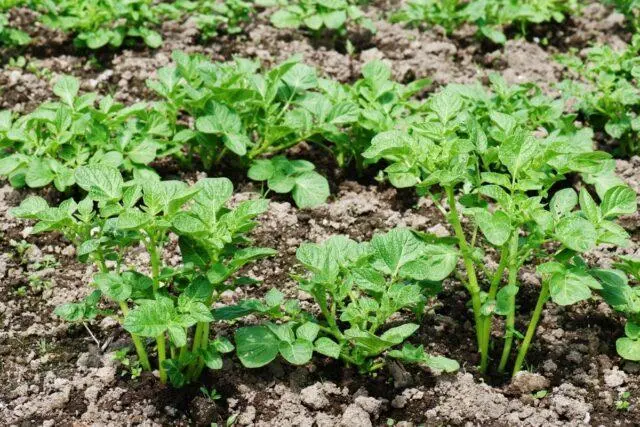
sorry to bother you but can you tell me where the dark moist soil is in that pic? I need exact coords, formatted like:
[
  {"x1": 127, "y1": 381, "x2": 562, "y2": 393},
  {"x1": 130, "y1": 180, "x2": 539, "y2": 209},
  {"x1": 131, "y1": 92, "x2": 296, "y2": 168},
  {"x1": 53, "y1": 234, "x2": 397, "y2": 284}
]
[{"x1": 2, "y1": 1, "x2": 640, "y2": 426}]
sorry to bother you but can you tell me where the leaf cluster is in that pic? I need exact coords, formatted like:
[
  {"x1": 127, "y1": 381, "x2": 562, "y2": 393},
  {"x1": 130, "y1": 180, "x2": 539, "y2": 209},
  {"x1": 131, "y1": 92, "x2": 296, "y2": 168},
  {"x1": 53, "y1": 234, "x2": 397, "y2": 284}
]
[
  {"x1": 0, "y1": 75, "x2": 174, "y2": 190},
  {"x1": 10, "y1": 165, "x2": 275, "y2": 386},
  {"x1": 362, "y1": 90, "x2": 636, "y2": 374},
  {"x1": 0, "y1": 0, "x2": 31, "y2": 47},
  {"x1": 596, "y1": 256, "x2": 640, "y2": 361},
  {"x1": 223, "y1": 229, "x2": 459, "y2": 372},
  {"x1": 390, "y1": 0, "x2": 578, "y2": 44},
  {"x1": 259, "y1": 0, "x2": 375, "y2": 35},
  {"x1": 557, "y1": 35, "x2": 640, "y2": 155}
]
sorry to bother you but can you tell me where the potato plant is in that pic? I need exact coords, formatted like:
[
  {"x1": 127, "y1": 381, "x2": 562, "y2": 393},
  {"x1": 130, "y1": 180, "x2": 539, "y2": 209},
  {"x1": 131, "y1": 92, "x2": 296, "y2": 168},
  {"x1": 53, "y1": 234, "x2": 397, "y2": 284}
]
[
  {"x1": 148, "y1": 52, "x2": 360, "y2": 207},
  {"x1": 10, "y1": 166, "x2": 275, "y2": 386},
  {"x1": 596, "y1": 256, "x2": 640, "y2": 361},
  {"x1": 216, "y1": 229, "x2": 459, "y2": 372},
  {"x1": 162, "y1": 0, "x2": 255, "y2": 40},
  {"x1": 0, "y1": 75, "x2": 174, "y2": 191},
  {"x1": 362, "y1": 90, "x2": 637, "y2": 375},
  {"x1": 0, "y1": 0, "x2": 30, "y2": 47},
  {"x1": 391, "y1": 0, "x2": 578, "y2": 44},
  {"x1": 557, "y1": 35, "x2": 640, "y2": 156},
  {"x1": 39, "y1": 0, "x2": 164, "y2": 48},
  {"x1": 259, "y1": 0, "x2": 375, "y2": 36}
]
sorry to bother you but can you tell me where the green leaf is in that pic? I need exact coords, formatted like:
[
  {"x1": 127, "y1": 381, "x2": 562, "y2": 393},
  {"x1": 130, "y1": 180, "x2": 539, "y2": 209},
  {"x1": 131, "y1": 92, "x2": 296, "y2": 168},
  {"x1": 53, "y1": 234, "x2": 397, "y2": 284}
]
[
  {"x1": 75, "y1": 165, "x2": 123, "y2": 203},
  {"x1": 616, "y1": 337, "x2": 640, "y2": 361},
  {"x1": 282, "y1": 63, "x2": 318, "y2": 92},
  {"x1": 53, "y1": 75, "x2": 80, "y2": 106},
  {"x1": 292, "y1": 171, "x2": 330, "y2": 208},
  {"x1": 555, "y1": 216, "x2": 597, "y2": 253},
  {"x1": 94, "y1": 272, "x2": 131, "y2": 302},
  {"x1": 235, "y1": 326, "x2": 280, "y2": 368},
  {"x1": 498, "y1": 130, "x2": 536, "y2": 177},
  {"x1": 278, "y1": 339, "x2": 313, "y2": 365},
  {"x1": 296, "y1": 322, "x2": 320, "y2": 342},
  {"x1": 495, "y1": 285, "x2": 518, "y2": 315},
  {"x1": 195, "y1": 177, "x2": 233, "y2": 211},
  {"x1": 271, "y1": 9, "x2": 301, "y2": 28},
  {"x1": 430, "y1": 91, "x2": 463, "y2": 124},
  {"x1": 25, "y1": 159, "x2": 54, "y2": 188},
  {"x1": 123, "y1": 300, "x2": 172, "y2": 337},
  {"x1": 9, "y1": 196, "x2": 48, "y2": 219},
  {"x1": 248, "y1": 160, "x2": 275, "y2": 181},
  {"x1": 550, "y1": 188, "x2": 577, "y2": 219},
  {"x1": 579, "y1": 188, "x2": 600, "y2": 224},
  {"x1": 314, "y1": 337, "x2": 341, "y2": 358},
  {"x1": 178, "y1": 236, "x2": 211, "y2": 268},
  {"x1": 380, "y1": 323, "x2": 419, "y2": 344},
  {"x1": 601, "y1": 186, "x2": 637, "y2": 218},
  {"x1": 549, "y1": 270, "x2": 593, "y2": 306},
  {"x1": 399, "y1": 245, "x2": 458, "y2": 281},
  {"x1": 371, "y1": 228, "x2": 425, "y2": 276},
  {"x1": 473, "y1": 210, "x2": 511, "y2": 246}
]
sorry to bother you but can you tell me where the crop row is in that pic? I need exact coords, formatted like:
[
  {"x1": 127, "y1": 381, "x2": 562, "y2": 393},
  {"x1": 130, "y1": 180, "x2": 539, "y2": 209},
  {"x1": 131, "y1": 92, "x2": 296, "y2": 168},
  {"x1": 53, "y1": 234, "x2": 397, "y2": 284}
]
[
  {"x1": 1, "y1": 1, "x2": 638, "y2": 49},
  {"x1": 4, "y1": 47, "x2": 640, "y2": 386}
]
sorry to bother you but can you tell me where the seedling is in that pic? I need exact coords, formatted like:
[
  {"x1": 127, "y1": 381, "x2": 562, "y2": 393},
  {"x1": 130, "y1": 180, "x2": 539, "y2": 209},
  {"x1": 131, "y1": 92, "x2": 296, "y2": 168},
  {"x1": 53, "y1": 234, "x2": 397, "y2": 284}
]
[
  {"x1": 10, "y1": 165, "x2": 275, "y2": 387},
  {"x1": 221, "y1": 229, "x2": 459, "y2": 373},
  {"x1": 616, "y1": 391, "x2": 631, "y2": 411},
  {"x1": 391, "y1": 0, "x2": 577, "y2": 44},
  {"x1": 200, "y1": 386, "x2": 222, "y2": 400},
  {"x1": 114, "y1": 347, "x2": 143, "y2": 379},
  {"x1": 557, "y1": 34, "x2": 640, "y2": 156},
  {"x1": 363, "y1": 90, "x2": 636, "y2": 375},
  {"x1": 0, "y1": 75, "x2": 175, "y2": 191}
]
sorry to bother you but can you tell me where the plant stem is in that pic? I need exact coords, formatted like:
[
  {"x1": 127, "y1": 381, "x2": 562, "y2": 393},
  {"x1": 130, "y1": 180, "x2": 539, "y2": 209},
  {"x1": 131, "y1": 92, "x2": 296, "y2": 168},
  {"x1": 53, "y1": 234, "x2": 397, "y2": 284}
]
[
  {"x1": 119, "y1": 302, "x2": 151, "y2": 371},
  {"x1": 146, "y1": 238, "x2": 161, "y2": 294},
  {"x1": 479, "y1": 246, "x2": 509, "y2": 373},
  {"x1": 498, "y1": 230, "x2": 520, "y2": 373},
  {"x1": 445, "y1": 186, "x2": 484, "y2": 353},
  {"x1": 156, "y1": 334, "x2": 167, "y2": 384},
  {"x1": 512, "y1": 280, "x2": 549, "y2": 376}
]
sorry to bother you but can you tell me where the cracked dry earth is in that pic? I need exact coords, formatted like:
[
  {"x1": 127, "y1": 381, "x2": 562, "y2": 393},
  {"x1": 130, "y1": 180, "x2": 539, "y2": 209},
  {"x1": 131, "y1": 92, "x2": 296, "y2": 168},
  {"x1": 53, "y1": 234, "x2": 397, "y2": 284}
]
[{"x1": 1, "y1": 0, "x2": 640, "y2": 426}]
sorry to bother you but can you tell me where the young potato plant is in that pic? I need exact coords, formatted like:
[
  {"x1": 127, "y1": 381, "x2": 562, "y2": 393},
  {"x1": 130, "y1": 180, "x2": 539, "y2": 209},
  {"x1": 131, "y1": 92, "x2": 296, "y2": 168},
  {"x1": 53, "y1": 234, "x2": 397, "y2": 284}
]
[
  {"x1": 362, "y1": 90, "x2": 637, "y2": 375},
  {"x1": 10, "y1": 166, "x2": 275, "y2": 387},
  {"x1": 165, "y1": 0, "x2": 254, "y2": 40},
  {"x1": 258, "y1": 0, "x2": 375, "y2": 36},
  {"x1": 217, "y1": 229, "x2": 460, "y2": 373},
  {"x1": 446, "y1": 73, "x2": 586, "y2": 141},
  {"x1": 319, "y1": 60, "x2": 430, "y2": 169},
  {"x1": 595, "y1": 256, "x2": 640, "y2": 361},
  {"x1": 0, "y1": 0, "x2": 31, "y2": 47},
  {"x1": 248, "y1": 156, "x2": 330, "y2": 208},
  {"x1": 557, "y1": 35, "x2": 640, "y2": 156},
  {"x1": 40, "y1": 0, "x2": 164, "y2": 49},
  {"x1": 149, "y1": 52, "x2": 358, "y2": 206},
  {"x1": 391, "y1": 0, "x2": 577, "y2": 44},
  {"x1": 0, "y1": 75, "x2": 174, "y2": 191}
]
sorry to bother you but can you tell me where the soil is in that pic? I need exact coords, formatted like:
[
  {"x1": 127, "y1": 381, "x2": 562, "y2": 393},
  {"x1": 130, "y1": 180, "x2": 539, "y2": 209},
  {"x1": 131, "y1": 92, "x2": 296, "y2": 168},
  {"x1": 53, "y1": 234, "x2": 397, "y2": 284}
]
[{"x1": 1, "y1": 1, "x2": 639, "y2": 426}]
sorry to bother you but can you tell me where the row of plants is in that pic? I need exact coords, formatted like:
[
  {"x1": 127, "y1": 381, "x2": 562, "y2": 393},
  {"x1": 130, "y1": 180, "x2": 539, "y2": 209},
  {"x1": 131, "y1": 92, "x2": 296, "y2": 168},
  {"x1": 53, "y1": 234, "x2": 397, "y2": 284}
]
[
  {"x1": 4, "y1": 44, "x2": 640, "y2": 207},
  {"x1": 0, "y1": 0, "x2": 255, "y2": 49},
  {"x1": 5, "y1": 61, "x2": 640, "y2": 386},
  {"x1": 2, "y1": 0, "x2": 635, "y2": 49},
  {"x1": 9, "y1": 108, "x2": 639, "y2": 386}
]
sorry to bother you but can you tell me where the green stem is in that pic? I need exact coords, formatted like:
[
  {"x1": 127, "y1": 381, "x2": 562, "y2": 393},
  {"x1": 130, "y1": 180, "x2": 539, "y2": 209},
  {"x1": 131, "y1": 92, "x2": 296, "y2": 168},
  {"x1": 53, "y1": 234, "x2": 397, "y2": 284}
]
[
  {"x1": 119, "y1": 302, "x2": 151, "y2": 371},
  {"x1": 479, "y1": 246, "x2": 509, "y2": 373},
  {"x1": 147, "y1": 239, "x2": 161, "y2": 293},
  {"x1": 512, "y1": 280, "x2": 549, "y2": 376},
  {"x1": 156, "y1": 334, "x2": 167, "y2": 383},
  {"x1": 445, "y1": 186, "x2": 483, "y2": 352},
  {"x1": 498, "y1": 230, "x2": 520, "y2": 373}
]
